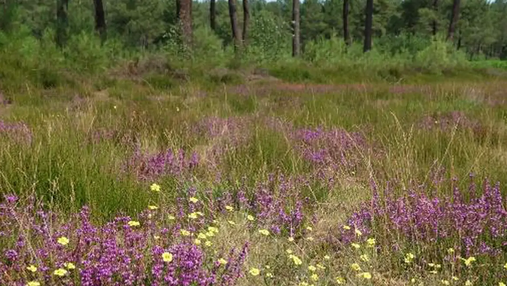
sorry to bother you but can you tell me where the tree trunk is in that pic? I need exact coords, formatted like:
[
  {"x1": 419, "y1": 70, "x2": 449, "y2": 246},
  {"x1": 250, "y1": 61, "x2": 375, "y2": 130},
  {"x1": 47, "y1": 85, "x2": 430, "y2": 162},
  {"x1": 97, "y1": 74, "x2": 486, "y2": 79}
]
[
  {"x1": 432, "y1": 0, "x2": 438, "y2": 36},
  {"x1": 228, "y1": 0, "x2": 242, "y2": 50},
  {"x1": 93, "y1": 0, "x2": 106, "y2": 42},
  {"x1": 447, "y1": 0, "x2": 461, "y2": 42},
  {"x1": 242, "y1": 0, "x2": 249, "y2": 44},
  {"x1": 343, "y1": 0, "x2": 350, "y2": 46},
  {"x1": 177, "y1": 0, "x2": 193, "y2": 46},
  {"x1": 363, "y1": 0, "x2": 373, "y2": 52},
  {"x1": 210, "y1": 0, "x2": 216, "y2": 31},
  {"x1": 292, "y1": 0, "x2": 300, "y2": 56},
  {"x1": 56, "y1": 0, "x2": 69, "y2": 47}
]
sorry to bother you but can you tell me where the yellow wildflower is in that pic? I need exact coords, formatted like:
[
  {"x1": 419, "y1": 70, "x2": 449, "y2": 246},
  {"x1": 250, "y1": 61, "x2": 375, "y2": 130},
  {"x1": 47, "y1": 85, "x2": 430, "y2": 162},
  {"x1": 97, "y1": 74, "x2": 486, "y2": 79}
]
[
  {"x1": 26, "y1": 265, "x2": 37, "y2": 272},
  {"x1": 499, "y1": 283, "x2": 506, "y2": 286},
  {"x1": 306, "y1": 226, "x2": 313, "y2": 231},
  {"x1": 452, "y1": 276, "x2": 459, "y2": 281},
  {"x1": 188, "y1": 212, "x2": 198, "y2": 219},
  {"x1": 504, "y1": 263, "x2": 507, "y2": 270},
  {"x1": 64, "y1": 262, "x2": 76, "y2": 270},
  {"x1": 218, "y1": 258, "x2": 228, "y2": 265},
  {"x1": 208, "y1": 226, "x2": 219, "y2": 233},
  {"x1": 168, "y1": 215, "x2": 176, "y2": 220},
  {"x1": 317, "y1": 264, "x2": 326, "y2": 270},
  {"x1": 351, "y1": 243, "x2": 361, "y2": 249},
  {"x1": 306, "y1": 237, "x2": 314, "y2": 241},
  {"x1": 26, "y1": 282, "x2": 40, "y2": 286},
  {"x1": 54, "y1": 268, "x2": 68, "y2": 277},
  {"x1": 324, "y1": 255, "x2": 330, "y2": 260},
  {"x1": 357, "y1": 272, "x2": 372, "y2": 279},
  {"x1": 310, "y1": 274, "x2": 319, "y2": 281},
  {"x1": 355, "y1": 229, "x2": 363, "y2": 236},
  {"x1": 343, "y1": 225, "x2": 351, "y2": 230},
  {"x1": 194, "y1": 239, "x2": 201, "y2": 245},
  {"x1": 148, "y1": 205, "x2": 158, "y2": 210},
  {"x1": 150, "y1": 183, "x2": 161, "y2": 192},
  {"x1": 196, "y1": 211, "x2": 204, "y2": 216},
  {"x1": 430, "y1": 270, "x2": 438, "y2": 274},
  {"x1": 247, "y1": 215, "x2": 255, "y2": 221},
  {"x1": 225, "y1": 205, "x2": 234, "y2": 211},
  {"x1": 259, "y1": 229, "x2": 270, "y2": 236},
  {"x1": 266, "y1": 273, "x2": 274, "y2": 278},
  {"x1": 286, "y1": 249, "x2": 293, "y2": 254},
  {"x1": 447, "y1": 248, "x2": 455, "y2": 254},
  {"x1": 162, "y1": 252, "x2": 173, "y2": 262},
  {"x1": 154, "y1": 235, "x2": 160, "y2": 240},
  {"x1": 441, "y1": 280, "x2": 450, "y2": 285},
  {"x1": 180, "y1": 229, "x2": 191, "y2": 236},
  {"x1": 227, "y1": 220, "x2": 236, "y2": 225},
  {"x1": 265, "y1": 265, "x2": 270, "y2": 269},
  {"x1": 128, "y1": 221, "x2": 140, "y2": 227},
  {"x1": 360, "y1": 254, "x2": 369, "y2": 262},
  {"x1": 308, "y1": 265, "x2": 317, "y2": 272},
  {"x1": 205, "y1": 241, "x2": 212, "y2": 247},
  {"x1": 351, "y1": 263, "x2": 361, "y2": 271},
  {"x1": 288, "y1": 237, "x2": 295, "y2": 242},
  {"x1": 189, "y1": 197, "x2": 199, "y2": 203},
  {"x1": 57, "y1": 236, "x2": 70, "y2": 246},
  {"x1": 336, "y1": 277, "x2": 346, "y2": 284},
  {"x1": 198, "y1": 233, "x2": 207, "y2": 239},
  {"x1": 206, "y1": 231, "x2": 215, "y2": 237},
  {"x1": 367, "y1": 238, "x2": 376, "y2": 247},
  {"x1": 404, "y1": 253, "x2": 415, "y2": 264},
  {"x1": 465, "y1": 280, "x2": 473, "y2": 286},
  {"x1": 291, "y1": 255, "x2": 303, "y2": 265},
  {"x1": 249, "y1": 268, "x2": 260, "y2": 276},
  {"x1": 463, "y1": 257, "x2": 476, "y2": 267}
]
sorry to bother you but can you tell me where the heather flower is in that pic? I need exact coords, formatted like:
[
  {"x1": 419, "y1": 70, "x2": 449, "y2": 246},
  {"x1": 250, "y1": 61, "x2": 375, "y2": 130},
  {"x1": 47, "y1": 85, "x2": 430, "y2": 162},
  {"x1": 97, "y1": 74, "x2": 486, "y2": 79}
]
[
  {"x1": 26, "y1": 265, "x2": 37, "y2": 272},
  {"x1": 26, "y1": 282, "x2": 40, "y2": 286},
  {"x1": 57, "y1": 236, "x2": 69, "y2": 246},
  {"x1": 54, "y1": 268, "x2": 68, "y2": 276},
  {"x1": 64, "y1": 262, "x2": 76, "y2": 270},
  {"x1": 259, "y1": 229, "x2": 270, "y2": 236},
  {"x1": 357, "y1": 272, "x2": 372, "y2": 279},
  {"x1": 180, "y1": 229, "x2": 191, "y2": 236},
  {"x1": 308, "y1": 265, "x2": 317, "y2": 272},
  {"x1": 249, "y1": 268, "x2": 260, "y2": 276},
  {"x1": 128, "y1": 220, "x2": 140, "y2": 227},
  {"x1": 351, "y1": 263, "x2": 361, "y2": 271},
  {"x1": 150, "y1": 183, "x2": 161, "y2": 192},
  {"x1": 162, "y1": 252, "x2": 173, "y2": 262}
]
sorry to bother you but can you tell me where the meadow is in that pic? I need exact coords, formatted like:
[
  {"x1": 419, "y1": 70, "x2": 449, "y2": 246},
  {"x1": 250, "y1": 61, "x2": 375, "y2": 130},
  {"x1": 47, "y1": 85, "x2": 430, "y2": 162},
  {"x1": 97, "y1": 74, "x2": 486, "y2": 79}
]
[{"x1": 2, "y1": 46, "x2": 507, "y2": 285}]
